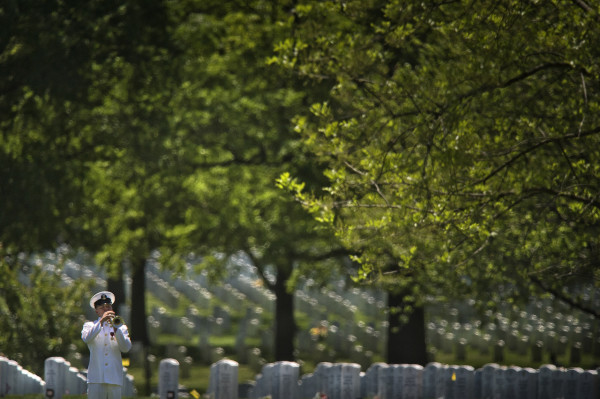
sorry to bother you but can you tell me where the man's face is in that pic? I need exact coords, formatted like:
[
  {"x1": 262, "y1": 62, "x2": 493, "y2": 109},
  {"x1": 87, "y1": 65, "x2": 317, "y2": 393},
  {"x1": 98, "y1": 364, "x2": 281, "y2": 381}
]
[{"x1": 95, "y1": 302, "x2": 113, "y2": 318}]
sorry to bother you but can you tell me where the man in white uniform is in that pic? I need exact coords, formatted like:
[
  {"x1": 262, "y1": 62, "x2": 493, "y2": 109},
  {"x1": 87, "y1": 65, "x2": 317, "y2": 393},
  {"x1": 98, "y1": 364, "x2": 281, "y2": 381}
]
[{"x1": 82, "y1": 291, "x2": 132, "y2": 399}]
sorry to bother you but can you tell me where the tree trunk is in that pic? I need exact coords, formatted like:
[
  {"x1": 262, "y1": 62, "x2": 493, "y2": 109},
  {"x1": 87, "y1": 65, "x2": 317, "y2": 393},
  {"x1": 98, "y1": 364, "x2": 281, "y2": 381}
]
[
  {"x1": 107, "y1": 263, "x2": 125, "y2": 316},
  {"x1": 386, "y1": 291, "x2": 428, "y2": 365},
  {"x1": 130, "y1": 256, "x2": 151, "y2": 395},
  {"x1": 273, "y1": 268, "x2": 296, "y2": 361}
]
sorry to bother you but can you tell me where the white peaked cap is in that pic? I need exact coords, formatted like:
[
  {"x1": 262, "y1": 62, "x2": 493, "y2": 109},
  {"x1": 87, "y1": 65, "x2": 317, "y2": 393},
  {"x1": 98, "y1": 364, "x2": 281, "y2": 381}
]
[{"x1": 89, "y1": 291, "x2": 116, "y2": 309}]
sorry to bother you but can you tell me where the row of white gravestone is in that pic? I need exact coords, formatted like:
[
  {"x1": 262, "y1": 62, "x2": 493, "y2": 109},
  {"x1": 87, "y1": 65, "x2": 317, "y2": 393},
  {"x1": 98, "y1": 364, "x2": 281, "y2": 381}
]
[
  {"x1": 43, "y1": 356, "x2": 136, "y2": 399},
  {"x1": 43, "y1": 357, "x2": 87, "y2": 398},
  {"x1": 0, "y1": 356, "x2": 45, "y2": 396},
  {"x1": 1, "y1": 356, "x2": 135, "y2": 399},
  {"x1": 205, "y1": 359, "x2": 600, "y2": 399}
]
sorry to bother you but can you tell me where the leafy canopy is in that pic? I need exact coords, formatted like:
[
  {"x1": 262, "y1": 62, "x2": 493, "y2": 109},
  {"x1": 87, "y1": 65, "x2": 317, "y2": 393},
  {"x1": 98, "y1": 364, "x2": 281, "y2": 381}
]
[{"x1": 275, "y1": 0, "x2": 600, "y2": 313}]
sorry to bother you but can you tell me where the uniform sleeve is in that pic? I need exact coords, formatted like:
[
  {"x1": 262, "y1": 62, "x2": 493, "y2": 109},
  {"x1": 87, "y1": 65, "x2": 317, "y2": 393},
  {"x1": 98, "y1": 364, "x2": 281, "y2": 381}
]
[
  {"x1": 82, "y1": 320, "x2": 102, "y2": 343},
  {"x1": 116, "y1": 325, "x2": 132, "y2": 353}
]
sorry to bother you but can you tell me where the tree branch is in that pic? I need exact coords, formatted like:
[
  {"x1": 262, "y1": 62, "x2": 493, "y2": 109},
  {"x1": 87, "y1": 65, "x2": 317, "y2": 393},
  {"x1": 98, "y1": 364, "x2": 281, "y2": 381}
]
[
  {"x1": 530, "y1": 275, "x2": 600, "y2": 319},
  {"x1": 476, "y1": 126, "x2": 600, "y2": 185},
  {"x1": 571, "y1": 0, "x2": 593, "y2": 13},
  {"x1": 293, "y1": 246, "x2": 350, "y2": 262},
  {"x1": 242, "y1": 248, "x2": 275, "y2": 292}
]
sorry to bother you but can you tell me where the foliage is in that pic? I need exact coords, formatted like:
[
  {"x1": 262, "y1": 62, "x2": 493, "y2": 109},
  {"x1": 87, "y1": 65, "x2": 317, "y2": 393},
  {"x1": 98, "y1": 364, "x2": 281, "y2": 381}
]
[
  {"x1": 0, "y1": 253, "x2": 92, "y2": 375},
  {"x1": 1, "y1": 0, "x2": 181, "y2": 373},
  {"x1": 0, "y1": 0, "x2": 174, "y2": 254},
  {"x1": 1, "y1": 0, "x2": 346, "y2": 366},
  {"x1": 275, "y1": 0, "x2": 600, "y2": 315},
  {"x1": 166, "y1": 0, "x2": 347, "y2": 360}
]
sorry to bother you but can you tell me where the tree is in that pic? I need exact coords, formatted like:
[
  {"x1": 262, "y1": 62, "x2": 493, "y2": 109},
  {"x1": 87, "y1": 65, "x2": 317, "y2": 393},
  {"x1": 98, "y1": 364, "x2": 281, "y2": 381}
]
[
  {"x1": 275, "y1": 0, "x2": 600, "y2": 363},
  {"x1": 2, "y1": 0, "x2": 348, "y2": 372},
  {"x1": 0, "y1": 252, "x2": 94, "y2": 375},
  {"x1": 1, "y1": 0, "x2": 180, "y2": 387},
  {"x1": 166, "y1": 0, "x2": 346, "y2": 361}
]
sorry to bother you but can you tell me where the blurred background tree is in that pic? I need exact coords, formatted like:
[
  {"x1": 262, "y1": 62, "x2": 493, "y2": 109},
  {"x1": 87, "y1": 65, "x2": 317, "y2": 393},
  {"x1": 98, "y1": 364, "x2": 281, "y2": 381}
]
[
  {"x1": 163, "y1": 0, "x2": 346, "y2": 363},
  {"x1": 276, "y1": 0, "x2": 600, "y2": 363},
  {"x1": 2, "y1": 0, "x2": 599, "y2": 378}
]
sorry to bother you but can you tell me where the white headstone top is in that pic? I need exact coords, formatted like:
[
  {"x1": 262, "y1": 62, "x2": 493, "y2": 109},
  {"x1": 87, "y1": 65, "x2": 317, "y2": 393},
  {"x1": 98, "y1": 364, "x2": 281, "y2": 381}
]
[
  {"x1": 362, "y1": 362, "x2": 386, "y2": 398},
  {"x1": 208, "y1": 359, "x2": 238, "y2": 399},
  {"x1": 564, "y1": 368, "x2": 583, "y2": 399},
  {"x1": 578, "y1": 369, "x2": 598, "y2": 399},
  {"x1": 0, "y1": 357, "x2": 12, "y2": 396},
  {"x1": 504, "y1": 366, "x2": 521, "y2": 399},
  {"x1": 158, "y1": 358, "x2": 179, "y2": 399},
  {"x1": 271, "y1": 361, "x2": 299, "y2": 399},
  {"x1": 423, "y1": 362, "x2": 446, "y2": 399},
  {"x1": 538, "y1": 364, "x2": 557, "y2": 399},
  {"x1": 44, "y1": 357, "x2": 69, "y2": 399},
  {"x1": 314, "y1": 362, "x2": 333, "y2": 394},
  {"x1": 299, "y1": 373, "x2": 316, "y2": 399},
  {"x1": 480, "y1": 363, "x2": 500, "y2": 399},
  {"x1": 402, "y1": 364, "x2": 424, "y2": 399},
  {"x1": 517, "y1": 367, "x2": 537, "y2": 399},
  {"x1": 338, "y1": 363, "x2": 361, "y2": 399},
  {"x1": 550, "y1": 366, "x2": 566, "y2": 399},
  {"x1": 491, "y1": 365, "x2": 507, "y2": 399}
]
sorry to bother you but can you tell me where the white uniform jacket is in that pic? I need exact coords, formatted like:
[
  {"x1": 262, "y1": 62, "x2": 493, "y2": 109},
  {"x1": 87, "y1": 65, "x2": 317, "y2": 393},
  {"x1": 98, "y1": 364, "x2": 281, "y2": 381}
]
[{"x1": 82, "y1": 318, "x2": 132, "y2": 385}]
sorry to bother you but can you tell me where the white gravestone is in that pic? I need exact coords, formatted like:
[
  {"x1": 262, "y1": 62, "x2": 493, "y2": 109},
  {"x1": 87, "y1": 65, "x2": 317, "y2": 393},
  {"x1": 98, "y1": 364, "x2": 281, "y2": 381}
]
[
  {"x1": 423, "y1": 362, "x2": 446, "y2": 399},
  {"x1": 443, "y1": 366, "x2": 458, "y2": 399},
  {"x1": 326, "y1": 363, "x2": 343, "y2": 399},
  {"x1": 1, "y1": 359, "x2": 18, "y2": 396},
  {"x1": 491, "y1": 365, "x2": 507, "y2": 399},
  {"x1": 314, "y1": 362, "x2": 333, "y2": 394},
  {"x1": 256, "y1": 363, "x2": 275, "y2": 399},
  {"x1": 578, "y1": 369, "x2": 598, "y2": 399},
  {"x1": 378, "y1": 364, "x2": 412, "y2": 399},
  {"x1": 0, "y1": 356, "x2": 9, "y2": 396},
  {"x1": 299, "y1": 373, "x2": 317, "y2": 399},
  {"x1": 123, "y1": 373, "x2": 136, "y2": 397},
  {"x1": 479, "y1": 363, "x2": 499, "y2": 399},
  {"x1": 394, "y1": 364, "x2": 409, "y2": 399},
  {"x1": 44, "y1": 357, "x2": 68, "y2": 399},
  {"x1": 208, "y1": 359, "x2": 238, "y2": 399},
  {"x1": 402, "y1": 364, "x2": 424, "y2": 399},
  {"x1": 443, "y1": 365, "x2": 473, "y2": 399},
  {"x1": 270, "y1": 361, "x2": 300, "y2": 399},
  {"x1": 564, "y1": 368, "x2": 582, "y2": 399},
  {"x1": 65, "y1": 366, "x2": 84, "y2": 395},
  {"x1": 435, "y1": 363, "x2": 449, "y2": 399},
  {"x1": 158, "y1": 358, "x2": 179, "y2": 399},
  {"x1": 504, "y1": 366, "x2": 521, "y2": 399},
  {"x1": 14, "y1": 364, "x2": 25, "y2": 395},
  {"x1": 474, "y1": 369, "x2": 482, "y2": 399},
  {"x1": 23, "y1": 369, "x2": 45, "y2": 395},
  {"x1": 537, "y1": 364, "x2": 557, "y2": 399},
  {"x1": 516, "y1": 367, "x2": 537, "y2": 399},
  {"x1": 362, "y1": 362, "x2": 386, "y2": 398},
  {"x1": 550, "y1": 366, "x2": 566, "y2": 399},
  {"x1": 376, "y1": 364, "x2": 392, "y2": 399},
  {"x1": 454, "y1": 365, "x2": 474, "y2": 399},
  {"x1": 338, "y1": 363, "x2": 361, "y2": 399},
  {"x1": 251, "y1": 373, "x2": 265, "y2": 399}
]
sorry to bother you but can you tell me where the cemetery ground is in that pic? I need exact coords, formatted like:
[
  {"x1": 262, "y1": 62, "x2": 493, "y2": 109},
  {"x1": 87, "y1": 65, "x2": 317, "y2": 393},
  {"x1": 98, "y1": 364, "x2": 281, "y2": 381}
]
[
  {"x1": 121, "y1": 352, "x2": 599, "y2": 397},
  {"x1": 117, "y1": 288, "x2": 600, "y2": 396},
  {"x1": 121, "y1": 334, "x2": 598, "y2": 396},
  {"x1": 8, "y1": 253, "x2": 599, "y2": 398}
]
